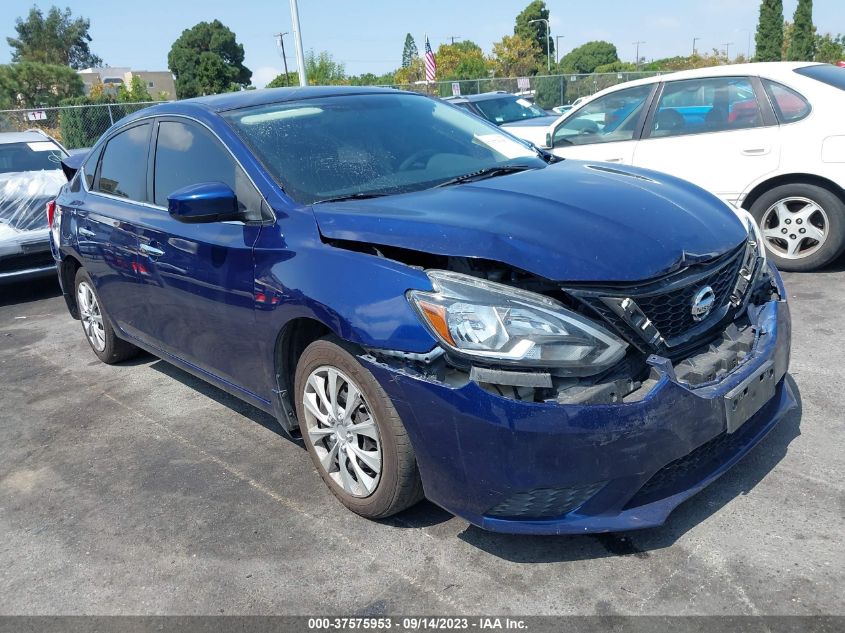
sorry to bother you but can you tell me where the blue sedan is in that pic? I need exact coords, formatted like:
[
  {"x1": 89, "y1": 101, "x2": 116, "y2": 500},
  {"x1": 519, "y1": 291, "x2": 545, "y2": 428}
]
[{"x1": 51, "y1": 87, "x2": 794, "y2": 534}]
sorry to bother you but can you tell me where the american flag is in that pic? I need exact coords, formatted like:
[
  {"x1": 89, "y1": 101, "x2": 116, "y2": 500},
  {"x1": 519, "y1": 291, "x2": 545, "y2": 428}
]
[{"x1": 424, "y1": 36, "x2": 436, "y2": 82}]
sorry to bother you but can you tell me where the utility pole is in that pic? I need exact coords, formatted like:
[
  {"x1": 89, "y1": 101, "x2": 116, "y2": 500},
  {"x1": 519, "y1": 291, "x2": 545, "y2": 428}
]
[
  {"x1": 555, "y1": 35, "x2": 565, "y2": 64},
  {"x1": 289, "y1": 0, "x2": 307, "y2": 86},
  {"x1": 724, "y1": 41, "x2": 734, "y2": 61},
  {"x1": 274, "y1": 32, "x2": 290, "y2": 85},
  {"x1": 633, "y1": 41, "x2": 645, "y2": 70},
  {"x1": 529, "y1": 18, "x2": 551, "y2": 72},
  {"x1": 446, "y1": 35, "x2": 461, "y2": 44},
  {"x1": 692, "y1": 37, "x2": 700, "y2": 56}
]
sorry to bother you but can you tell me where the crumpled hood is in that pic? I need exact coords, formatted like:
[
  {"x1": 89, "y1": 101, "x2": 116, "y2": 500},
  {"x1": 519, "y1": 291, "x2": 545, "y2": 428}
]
[{"x1": 312, "y1": 160, "x2": 749, "y2": 283}]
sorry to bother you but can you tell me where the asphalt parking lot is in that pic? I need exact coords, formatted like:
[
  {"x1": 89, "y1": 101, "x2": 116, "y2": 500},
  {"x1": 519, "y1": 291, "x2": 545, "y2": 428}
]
[{"x1": 1, "y1": 264, "x2": 843, "y2": 616}]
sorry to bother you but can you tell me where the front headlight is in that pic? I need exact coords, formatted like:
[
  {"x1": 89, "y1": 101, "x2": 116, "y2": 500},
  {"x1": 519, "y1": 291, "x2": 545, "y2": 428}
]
[{"x1": 407, "y1": 270, "x2": 627, "y2": 376}]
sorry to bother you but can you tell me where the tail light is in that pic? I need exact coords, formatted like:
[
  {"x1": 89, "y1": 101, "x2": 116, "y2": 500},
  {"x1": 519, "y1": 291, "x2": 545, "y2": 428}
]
[{"x1": 46, "y1": 200, "x2": 56, "y2": 228}]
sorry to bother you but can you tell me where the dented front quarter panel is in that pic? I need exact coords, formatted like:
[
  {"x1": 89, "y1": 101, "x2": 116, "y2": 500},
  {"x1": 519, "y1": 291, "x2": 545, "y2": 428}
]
[{"x1": 250, "y1": 208, "x2": 439, "y2": 398}]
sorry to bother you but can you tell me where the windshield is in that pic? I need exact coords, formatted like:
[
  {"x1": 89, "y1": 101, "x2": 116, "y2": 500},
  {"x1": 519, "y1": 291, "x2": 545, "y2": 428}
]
[
  {"x1": 473, "y1": 95, "x2": 549, "y2": 124},
  {"x1": 0, "y1": 141, "x2": 65, "y2": 174},
  {"x1": 223, "y1": 93, "x2": 543, "y2": 204}
]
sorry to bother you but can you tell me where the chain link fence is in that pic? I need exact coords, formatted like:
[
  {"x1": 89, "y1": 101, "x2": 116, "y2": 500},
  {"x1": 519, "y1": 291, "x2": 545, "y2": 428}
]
[
  {"x1": 0, "y1": 101, "x2": 167, "y2": 150},
  {"x1": 0, "y1": 72, "x2": 661, "y2": 149},
  {"x1": 386, "y1": 71, "x2": 663, "y2": 109}
]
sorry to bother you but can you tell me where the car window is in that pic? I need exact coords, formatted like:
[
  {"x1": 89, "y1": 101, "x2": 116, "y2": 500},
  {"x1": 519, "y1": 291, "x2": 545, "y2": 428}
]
[
  {"x1": 153, "y1": 120, "x2": 260, "y2": 214},
  {"x1": 223, "y1": 93, "x2": 542, "y2": 205},
  {"x1": 763, "y1": 80, "x2": 811, "y2": 124},
  {"x1": 82, "y1": 146, "x2": 102, "y2": 189},
  {"x1": 649, "y1": 77, "x2": 763, "y2": 139},
  {"x1": 95, "y1": 123, "x2": 151, "y2": 201},
  {"x1": 552, "y1": 85, "x2": 652, "y2": 147},
  {"x1": 474, "y1": 96, "x2": 548, "y2": 124},
  {"x1": 0, "y1": 141, "x2": 65, "y2": 174},
  {"x1": 794, "y1": 64, "x2": 845, "y2": 90}
]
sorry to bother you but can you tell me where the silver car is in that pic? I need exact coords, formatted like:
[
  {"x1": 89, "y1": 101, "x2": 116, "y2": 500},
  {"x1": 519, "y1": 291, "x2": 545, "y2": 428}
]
[{"x1": 0, "y1": 130, "x2": 69, "y2": 284}]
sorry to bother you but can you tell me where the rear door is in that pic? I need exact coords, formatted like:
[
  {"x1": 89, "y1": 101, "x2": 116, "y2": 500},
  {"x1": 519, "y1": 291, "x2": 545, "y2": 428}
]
[
  {"x1": 131, "y1": 117, "x2": 264, "y2": 391},
  {"x1": 77, "y1": 122, "x2": 152, "y2": 334},
  {"x1": 547, "y1": 84, "x2": 656, "y2": 164},
  {"x1": 631, "y1": 76, "x2": 781, "y2": 203}
]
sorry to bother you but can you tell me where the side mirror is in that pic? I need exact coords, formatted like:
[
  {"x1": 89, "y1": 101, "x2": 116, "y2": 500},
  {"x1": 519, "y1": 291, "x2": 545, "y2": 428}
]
[
  {"x1": 545, "y1": 131, "x2": 553, "y2": 149},
  {"x1": 167, "y1": 182, "x2": 241, "y2": 224}
]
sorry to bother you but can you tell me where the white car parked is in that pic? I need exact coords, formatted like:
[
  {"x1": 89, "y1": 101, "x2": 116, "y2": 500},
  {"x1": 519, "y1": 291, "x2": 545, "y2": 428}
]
[{"x1": 540, "y1": 63, "x2": 845, "y2": 271}]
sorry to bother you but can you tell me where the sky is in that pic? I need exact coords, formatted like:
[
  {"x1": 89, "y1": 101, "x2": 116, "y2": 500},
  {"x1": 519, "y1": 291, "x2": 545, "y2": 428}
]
[{"x1": 0, "y1": 0, "x2": 840, "y2": 87}]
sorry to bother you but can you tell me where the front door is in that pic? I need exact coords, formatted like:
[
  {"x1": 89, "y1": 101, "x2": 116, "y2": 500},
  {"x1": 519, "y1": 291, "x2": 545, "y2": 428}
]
[
  {"x1": 547, "y1": 84, "x2": 655, "y2": 164},
  {"x1": 132, "y1": 118, "x2": 265, "y2": 394},
  {"x1": 632, "y1": 76, "x2": 781, "y2": 204}
]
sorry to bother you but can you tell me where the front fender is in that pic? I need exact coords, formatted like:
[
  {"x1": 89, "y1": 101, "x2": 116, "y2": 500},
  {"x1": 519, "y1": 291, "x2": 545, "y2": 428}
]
[{"x1": 251, "y1": 217, "x2": 437, "y2": 398}]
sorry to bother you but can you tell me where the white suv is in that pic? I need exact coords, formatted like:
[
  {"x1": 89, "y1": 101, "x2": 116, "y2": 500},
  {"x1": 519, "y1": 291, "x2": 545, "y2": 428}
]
[{"x1": 543, "y1": 62, "x2": 845, "y2": 271}]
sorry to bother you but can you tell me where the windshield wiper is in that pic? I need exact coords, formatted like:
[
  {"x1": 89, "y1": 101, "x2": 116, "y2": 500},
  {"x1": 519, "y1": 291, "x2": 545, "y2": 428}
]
[
  {"x1": 435, "y1": 164, "x2": 537, "y2": 188},
  {"x1": 315, "y1": 192, "x2": 394, "y2": 204}
]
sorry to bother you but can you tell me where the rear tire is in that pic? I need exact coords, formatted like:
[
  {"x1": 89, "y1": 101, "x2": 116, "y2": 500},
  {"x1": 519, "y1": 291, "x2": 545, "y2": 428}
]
[
  {"x1": 749, "y1": 183, "x2": 845, "y2": 272},
  {"x1": 294, "y1": 337, "x2": 423, "y2": 519},
  {"x1": 74, "y1": 268, "x2": 140, "y2": 364}
]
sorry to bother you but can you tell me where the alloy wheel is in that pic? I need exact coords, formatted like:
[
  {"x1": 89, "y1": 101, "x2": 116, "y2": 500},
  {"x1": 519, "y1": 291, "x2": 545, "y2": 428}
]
[
  {"x1": 77, "y1": 281, "x2": 106, "y2": 352},
  {"x1": 760, "y1": 196, "x2": 829, "y2": 260},
  {"x1": 302, "y1": 366, "x2": 382, "y2": 497}
]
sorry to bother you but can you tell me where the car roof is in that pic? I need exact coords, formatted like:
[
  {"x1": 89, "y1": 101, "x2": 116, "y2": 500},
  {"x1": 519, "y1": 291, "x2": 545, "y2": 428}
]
[
  {"x1": 171, "y1": 85, "x2": 402, "y2": 113},
  {"x1": 595, "y1": 61, "x2": 825, "y2": 91},
  {"x1": 0, "y1": 130, "x2": 61, "y2": 145}
]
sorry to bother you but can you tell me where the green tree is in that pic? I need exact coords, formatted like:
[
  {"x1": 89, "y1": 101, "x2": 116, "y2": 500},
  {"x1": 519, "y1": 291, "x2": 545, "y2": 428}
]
[
  {"x1": 492, "y1": 34, "x2": 540, "y2": 77},
  {"x1": 755, "y1": 0, "x2": 784, "y2": 61},
  {"x1": 348, "y1": 72, "x2": 396, "y2": 86},
  {"x1": 401, "y1": 34, "x2": 418, "y2": 68},
  {"x1": 559, "y1": 41, "x2": 619, "y2": 74},
  {"x1": 514, "y1": 1, "x2": 553, "y2": 63},
  {"x1": 815, "y1": 33, "x2": 845, "y2": 63},
  {"x1": 266, "y1": 72, "x2": 299, "y2": 88},
  {"x1": 533, "y1": 75, "x2": 566, "y2": 109},
  {"x1": 787, "y1": 0, "x2": 815, "y2": 60},
  {"x1": 0, "y1": 62, "x2": 83, "y2": 107},
  {"x1": 594, "y1": 61, "x2": 637, "y2": 73},
  {"x1": 305, "y1": 50, "x2": 345, "y2": 85},
  {"x1": 394, "y1": 57, "x2": 424, "y2": 84},
  {"x1": 7, "y1": 6, "x2": 102, "y2": 69},
  {"x1": 167, "y1": 20, "x2": 251, "y2": 98},
  {"x1": 117, "y1": 75, "x2": 153, "y2": 102},
  {"x1": 436, "y1": 41, "x2": 489, "y2": 80}
]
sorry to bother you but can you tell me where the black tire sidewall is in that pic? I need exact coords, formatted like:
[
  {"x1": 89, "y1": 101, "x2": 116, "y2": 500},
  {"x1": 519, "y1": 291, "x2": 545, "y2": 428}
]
[
  {"x1": 293, "y1": 338, "x2": 415, "y2": 518},
  {"x1": 749, "y1": 183, "x2": 845, "y2": 272}
]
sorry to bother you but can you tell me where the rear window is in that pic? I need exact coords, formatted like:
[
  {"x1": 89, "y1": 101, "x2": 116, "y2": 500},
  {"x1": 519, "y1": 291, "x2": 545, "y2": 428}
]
[
  {"x1": 794, "y1": 64, "x2": 845, "y2": 90},
  {"x1": 763, "y1": 80, "x2": 811, "y2": 123},
  {"x1": 0, "y1": 141, "x2": 65, "y2": 174}
]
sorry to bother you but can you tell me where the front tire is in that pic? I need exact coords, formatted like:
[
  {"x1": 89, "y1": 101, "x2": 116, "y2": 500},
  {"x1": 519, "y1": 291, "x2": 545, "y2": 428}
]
[
  {"x1": 294, "y1": 338, "x2": 423, "y2": 519},
  {"x1": 74, "y1": 268, "x2": 139, "y2": 364},
  {"x1": 749, "y1": 183, "x2": 845, "y2": 272}
]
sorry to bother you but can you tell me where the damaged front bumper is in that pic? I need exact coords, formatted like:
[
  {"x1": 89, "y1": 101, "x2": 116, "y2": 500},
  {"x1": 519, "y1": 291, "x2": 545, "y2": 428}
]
[{"x1": 360, "y1": 272, "x2": 794, "y2": 535}]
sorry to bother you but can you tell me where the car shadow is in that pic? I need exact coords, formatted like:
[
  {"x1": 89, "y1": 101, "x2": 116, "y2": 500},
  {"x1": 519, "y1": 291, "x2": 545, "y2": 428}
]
[
  {"x1": 0, "y1": 277, "x2": 61, "y2": 308},
  {"x1": 146, "y1": 358, "x2": 294, "y2": 442},
  {"x1": 454, "y1": 374, "x2": 803, "y2": 562}
]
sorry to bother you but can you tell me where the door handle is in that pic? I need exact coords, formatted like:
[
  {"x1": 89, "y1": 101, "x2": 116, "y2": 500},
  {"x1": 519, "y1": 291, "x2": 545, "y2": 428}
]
[
  {"x1": 78, "y1": 227, "x2": 96, "y2": 238},
  {"x1": 741, "y1": 147, "x2": 769, "y2": 156},
  {"x1": 604, "y1": 157, "x2": 624, "y2": 163},
  {"x1": 139, "y1": 243, "x2": 165, "y2": 257}
]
